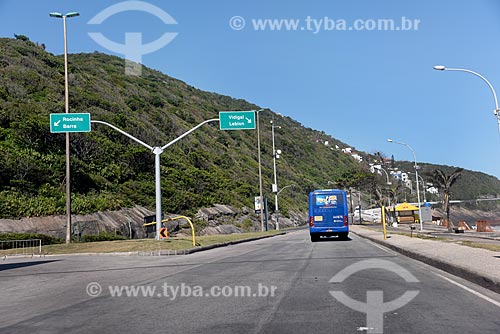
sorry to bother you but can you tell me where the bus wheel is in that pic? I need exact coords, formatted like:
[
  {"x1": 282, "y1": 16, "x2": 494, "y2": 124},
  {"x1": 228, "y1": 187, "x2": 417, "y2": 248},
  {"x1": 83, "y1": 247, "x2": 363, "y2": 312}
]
[{"x1": 310, "y1": 234, "x2": 319, "y2": 242}]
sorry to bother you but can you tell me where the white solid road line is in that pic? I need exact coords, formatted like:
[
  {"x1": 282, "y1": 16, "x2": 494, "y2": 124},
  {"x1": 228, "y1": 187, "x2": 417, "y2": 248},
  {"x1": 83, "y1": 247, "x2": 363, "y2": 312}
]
[
  {"x1": 434, "y1": 272, "x2": 500, "y2": 308},
  {"x1": 358, "y1": 235, "x2": 399, "y2": 256},
  {"x1": 355, "y1": 233, "x2": 500, "y2": 308}
]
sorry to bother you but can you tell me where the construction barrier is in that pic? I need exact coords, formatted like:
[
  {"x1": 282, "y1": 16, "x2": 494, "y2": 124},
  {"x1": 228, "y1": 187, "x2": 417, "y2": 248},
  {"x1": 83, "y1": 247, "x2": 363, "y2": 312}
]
[{"x1": 476, "y1": 221, "x2": 494, "y2": 232}]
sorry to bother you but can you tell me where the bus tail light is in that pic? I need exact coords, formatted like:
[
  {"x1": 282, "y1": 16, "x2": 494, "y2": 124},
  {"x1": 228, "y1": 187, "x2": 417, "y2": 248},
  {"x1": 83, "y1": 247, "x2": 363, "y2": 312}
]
[
  {"x1": 309, "y1": 216, "x2": 314, "y2": 227},
  {"x1": 344, "y1": 215, "x2": 348, "y2": 227}
]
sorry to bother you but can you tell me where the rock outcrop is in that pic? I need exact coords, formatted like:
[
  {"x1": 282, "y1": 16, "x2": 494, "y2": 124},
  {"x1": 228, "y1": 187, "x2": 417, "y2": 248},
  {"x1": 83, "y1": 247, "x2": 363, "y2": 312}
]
[{"x1": 0, "y1": 204, "x2": 308, "y2": 239}]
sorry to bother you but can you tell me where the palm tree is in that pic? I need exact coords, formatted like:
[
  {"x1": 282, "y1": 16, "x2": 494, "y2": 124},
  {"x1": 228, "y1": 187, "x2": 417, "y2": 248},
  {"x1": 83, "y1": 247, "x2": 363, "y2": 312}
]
[
  {"x1": 387, "y1": 182, "x2": 404, "y2": 206},
  {"x1": 431, "y1": 168, "x2": 463, "y2": 232}
]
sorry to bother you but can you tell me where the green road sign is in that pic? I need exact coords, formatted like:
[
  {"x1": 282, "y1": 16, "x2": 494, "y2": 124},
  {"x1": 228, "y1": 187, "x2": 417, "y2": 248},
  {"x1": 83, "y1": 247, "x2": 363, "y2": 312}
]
[
  {"x1": 219, "y1": 111, "x2": 256, "y2": 130},
  {"x1": 50, "y1": 113, "x2": 91, "y2": 133}
]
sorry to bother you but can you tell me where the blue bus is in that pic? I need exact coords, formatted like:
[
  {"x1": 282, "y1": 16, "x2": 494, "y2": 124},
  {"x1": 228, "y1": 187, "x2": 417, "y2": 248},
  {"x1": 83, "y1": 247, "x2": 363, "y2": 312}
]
[{"x1": 308, "y1": 189, "x2": 349, "y2": 242}]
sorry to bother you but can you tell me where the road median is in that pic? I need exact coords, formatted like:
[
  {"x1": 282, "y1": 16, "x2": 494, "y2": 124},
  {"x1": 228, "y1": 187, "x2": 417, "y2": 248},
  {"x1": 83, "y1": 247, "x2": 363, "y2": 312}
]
[{"x1": 0, "y1": 231, "x2": 286, "y2": 257}]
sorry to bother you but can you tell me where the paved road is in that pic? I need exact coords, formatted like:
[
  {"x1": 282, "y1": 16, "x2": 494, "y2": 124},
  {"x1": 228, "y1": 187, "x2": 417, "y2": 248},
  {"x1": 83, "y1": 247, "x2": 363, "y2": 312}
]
[{"x1": 1, "y1": 230, "x2": 499, "y2": 333}]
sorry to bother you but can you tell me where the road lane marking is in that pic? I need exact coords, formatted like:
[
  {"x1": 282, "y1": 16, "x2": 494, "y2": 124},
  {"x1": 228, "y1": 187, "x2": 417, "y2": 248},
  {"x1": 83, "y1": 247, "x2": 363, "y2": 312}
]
[
  {"x1": 360, "y1": 237, "x2": 399, "y2": 256},
  {"x1": 434, "y1": 272, "x2": 500, "y2": 308}
]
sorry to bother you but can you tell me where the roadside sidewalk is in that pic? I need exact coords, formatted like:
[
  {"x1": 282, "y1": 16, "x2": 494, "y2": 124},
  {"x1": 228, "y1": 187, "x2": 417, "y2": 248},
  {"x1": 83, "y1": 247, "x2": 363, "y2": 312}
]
[{"x1": 350, "y1": 225, "x2": 500, "y2": 294}]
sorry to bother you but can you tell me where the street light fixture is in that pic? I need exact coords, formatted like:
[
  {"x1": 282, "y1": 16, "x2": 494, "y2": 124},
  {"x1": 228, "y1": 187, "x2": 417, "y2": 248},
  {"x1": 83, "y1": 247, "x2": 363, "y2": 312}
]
[
  {"x1": 433, "y1": 65, "x2": 500, "y2": 134},
  {"x1": 387, "y1": 139, "x2": 423, "y2": 231},
  {"x1": 277, "y1": 184, "x2": 295, "y2": 196},
  {"x1": 371, "y1": 164, "x2": 392, "y2": 208},
  {"x1": 371, "y1": 164, "x2": 392, "y2": 185},
  {"x1": 271, "y1": 120, "x2": 282, "y2": 230},
  {"x1": 256, "y1": 109, "x2": 265, "y2": 232},
  {"x1": 50, "y1": 11, "x2": 79, "y2": 244}
]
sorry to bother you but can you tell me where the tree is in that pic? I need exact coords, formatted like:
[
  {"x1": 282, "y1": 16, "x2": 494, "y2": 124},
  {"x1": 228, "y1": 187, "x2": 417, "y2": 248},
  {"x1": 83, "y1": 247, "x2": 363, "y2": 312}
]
[
  {"x1": 387, "y1": 182, "x2": 404, "y2": 206},
  {"x1": 14, "y1": 34, "x2": 30, "y2": 42},
  {"x1": 431, "y1": 168, "x2": 463, "y2": 232}
]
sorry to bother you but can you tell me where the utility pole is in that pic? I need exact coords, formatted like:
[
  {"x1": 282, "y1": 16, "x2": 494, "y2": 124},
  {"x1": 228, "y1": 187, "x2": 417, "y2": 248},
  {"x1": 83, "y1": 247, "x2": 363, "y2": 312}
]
[{"x1": 50, "y1": 11, "x2": 80, "y2": 244}]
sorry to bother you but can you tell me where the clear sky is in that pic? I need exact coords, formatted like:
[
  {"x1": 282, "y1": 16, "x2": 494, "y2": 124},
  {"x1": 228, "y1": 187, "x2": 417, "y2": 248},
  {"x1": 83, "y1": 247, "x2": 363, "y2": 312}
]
[{"x1": 2, "y1": 0, "x2": 500, "y2": 178}]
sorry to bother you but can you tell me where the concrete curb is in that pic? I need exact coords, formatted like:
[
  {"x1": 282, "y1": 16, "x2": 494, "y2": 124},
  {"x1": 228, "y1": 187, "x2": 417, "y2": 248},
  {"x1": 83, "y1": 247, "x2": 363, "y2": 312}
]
[
  {"x1": 351, "y1": 229, "x2": 500, "y2": 294},
  {"x1": 156, "y1": 232, "x2": 287, "y2": 256}
]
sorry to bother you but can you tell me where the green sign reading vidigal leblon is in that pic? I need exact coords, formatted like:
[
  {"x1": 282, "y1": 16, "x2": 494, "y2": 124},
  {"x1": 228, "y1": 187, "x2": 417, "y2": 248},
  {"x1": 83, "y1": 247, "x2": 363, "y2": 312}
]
[{"x1": 219, "y1": 111, "x2": 256, "y2": 130}]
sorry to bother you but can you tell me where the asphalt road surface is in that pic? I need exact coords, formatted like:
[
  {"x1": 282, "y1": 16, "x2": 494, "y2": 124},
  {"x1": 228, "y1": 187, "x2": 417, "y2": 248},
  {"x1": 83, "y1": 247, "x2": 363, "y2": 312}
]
[{"x1": 1, "y1": 230, "x2": 499, "y2": 334}]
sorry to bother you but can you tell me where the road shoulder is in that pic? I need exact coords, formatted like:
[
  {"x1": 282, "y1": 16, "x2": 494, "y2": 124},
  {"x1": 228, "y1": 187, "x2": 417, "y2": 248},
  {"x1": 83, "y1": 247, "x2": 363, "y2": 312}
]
[{"x1": 350, "y1": 225, "x2": 500, "y2": 294}]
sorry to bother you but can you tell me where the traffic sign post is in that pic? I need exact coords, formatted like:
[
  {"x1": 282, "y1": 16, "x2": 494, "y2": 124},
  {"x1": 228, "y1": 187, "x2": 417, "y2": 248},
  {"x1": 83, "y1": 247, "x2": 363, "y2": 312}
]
[
  {"x1": 159, "y1": 228, "x2": 169, "y2": 239},
  {"x1": 219, "y1": 111, "x2": 256, "y2": 130},
  {"x1": 50, "y1": 113, "x2": 91, "y2": 133}
]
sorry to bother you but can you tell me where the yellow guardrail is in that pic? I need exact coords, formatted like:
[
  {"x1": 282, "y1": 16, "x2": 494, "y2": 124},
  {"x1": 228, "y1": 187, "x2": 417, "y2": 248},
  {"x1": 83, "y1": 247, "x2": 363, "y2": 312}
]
[
  {"x1": 382, "y1": 205, "x2": 387, "y2": 240},
  {"x1": 143, "y1": 215, "x2": 196, "y2": 247}
]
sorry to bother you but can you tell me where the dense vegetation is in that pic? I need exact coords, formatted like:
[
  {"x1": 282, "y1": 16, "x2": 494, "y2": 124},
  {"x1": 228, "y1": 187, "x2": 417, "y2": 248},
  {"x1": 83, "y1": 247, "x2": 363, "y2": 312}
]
[
  {"x1": 1, "y1": 36, "x2": 499, "y2": 219},
  {"x1": 0, "y1": 233, "x2": 63, "y2": 246},
  {"x1": 395, "y1": 161, "x2": 500, "y2": 207}
]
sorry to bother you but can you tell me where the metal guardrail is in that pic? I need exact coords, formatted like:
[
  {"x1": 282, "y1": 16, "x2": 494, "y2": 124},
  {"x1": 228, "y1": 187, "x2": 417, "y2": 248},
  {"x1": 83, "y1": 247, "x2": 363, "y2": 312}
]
[{"x1": 0, "y1": 239, "x2": 42, "y2": 256}]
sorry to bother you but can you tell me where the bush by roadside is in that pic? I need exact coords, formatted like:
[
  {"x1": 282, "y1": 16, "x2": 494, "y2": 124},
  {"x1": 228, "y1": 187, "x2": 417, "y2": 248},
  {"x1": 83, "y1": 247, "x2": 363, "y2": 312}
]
[
  {"x1": 0, "y1": 233, "x2": 63, "y2": 247},
  {"x1": 79, "y1": 232, "x2": 127, "y2": 242}
]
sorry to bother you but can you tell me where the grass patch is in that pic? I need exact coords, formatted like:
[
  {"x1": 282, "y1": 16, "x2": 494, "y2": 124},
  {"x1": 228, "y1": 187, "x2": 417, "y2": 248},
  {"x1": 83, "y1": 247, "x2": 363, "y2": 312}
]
[
  {"x1": 389, "y1": 231, "x2": 453, "y2": 242},
  {"x1": 356, "y1": 225, "x2": 500, "y2": 252},
  {"x1": 456, "y1": 241, "x2": 500, "y2": 252},
  {"x1": 0, "y1": 233, "x2": 63, "y2": 245},
  {"x1": 0, "y1": 231, "x2": 283, "y2": 255},
  {"x1": 386, "y1": 231, "x2": 500, "y2": 252}
]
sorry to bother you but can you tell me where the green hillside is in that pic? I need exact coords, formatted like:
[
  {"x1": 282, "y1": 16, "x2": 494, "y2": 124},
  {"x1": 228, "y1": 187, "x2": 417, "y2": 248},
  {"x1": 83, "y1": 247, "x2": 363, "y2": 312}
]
[
  {"x1": 393, "y1": 161, "x2": 500, "y2": 210},
  {"x1": 1, "y1": 36, "x2": 499, "y2": 219},
  {"x1": 0, "y1": 36, "x2": 360, "y2": 218}
]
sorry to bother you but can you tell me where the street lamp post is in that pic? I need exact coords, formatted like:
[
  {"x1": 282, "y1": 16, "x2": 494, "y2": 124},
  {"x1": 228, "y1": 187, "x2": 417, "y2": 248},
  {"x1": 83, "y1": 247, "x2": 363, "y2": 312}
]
[
  {"x1": 372, "y1": 164, "x2": 392, "y2": 186},
  {"x1": 50, "y1": 11, "x2": 79, "y2": 244},
  {"x1": 92, "y1": 118, "x2": 220, "y2": 240},
  {"x1": 256, "y1": 109, "x2": 265, "y2": 232},
  {"x1": 371, "y1": 164, "x2": 392, "y2": 207},
  {"x1": 387, "y1": 139, "x2": 423, "y2": 231},
  {"x1": 433, "y1": 65, "x2": 500, "y2": 135},
  {"x1": 271, "y1": 120, "x2": 282, "y2": 230}
]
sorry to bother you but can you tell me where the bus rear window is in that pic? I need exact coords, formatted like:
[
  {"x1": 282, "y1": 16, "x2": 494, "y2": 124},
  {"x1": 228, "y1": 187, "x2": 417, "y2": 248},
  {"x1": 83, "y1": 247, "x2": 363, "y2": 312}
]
[{"x1": 314, "y1": 194, "x2": 344, "y2": 208}]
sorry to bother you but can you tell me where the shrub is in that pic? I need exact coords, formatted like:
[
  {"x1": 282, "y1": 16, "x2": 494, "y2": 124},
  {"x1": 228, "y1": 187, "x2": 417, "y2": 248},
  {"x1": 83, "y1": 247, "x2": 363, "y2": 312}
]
[
  {"x1": 0, "y1": 233, "x2": 63, "y2": 246},
  {"x1": 80, "y1": 231, "x2": 127, "y2": 242}
]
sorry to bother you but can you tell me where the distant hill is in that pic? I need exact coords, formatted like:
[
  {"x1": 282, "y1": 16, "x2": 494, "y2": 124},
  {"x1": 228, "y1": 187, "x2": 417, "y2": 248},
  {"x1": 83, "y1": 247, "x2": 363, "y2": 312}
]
[
  {"x1": 1, "y1": 36, "x2": 499, "y2": 219},
  {"x1": 394, "y1": 161, "x2": 500, "y2": 202}
]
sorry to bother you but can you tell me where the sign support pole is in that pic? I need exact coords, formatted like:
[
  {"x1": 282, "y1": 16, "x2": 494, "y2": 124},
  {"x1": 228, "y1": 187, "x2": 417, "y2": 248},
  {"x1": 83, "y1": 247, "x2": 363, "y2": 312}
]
[{"x1": 91, "y1": 119, "x2": 219, "y2": 241}]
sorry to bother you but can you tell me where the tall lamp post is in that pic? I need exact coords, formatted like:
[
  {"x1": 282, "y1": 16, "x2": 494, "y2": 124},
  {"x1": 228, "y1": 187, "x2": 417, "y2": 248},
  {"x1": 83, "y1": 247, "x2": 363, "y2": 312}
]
[
  {"x1": 387, "y1": 139, "x2": 423, "y2": 231},
  {"x1": 371, "y1": 164, "x2": 392, "y2": 207},
  {"x1": 256, "y1": 109, "x2": 265, "y2": 232},
  {"x1": 50, "y1": 11, "x2": 79, "y2": 244},
  {"x1": 433, "y1": 65, "x2": 500, "y2": 135},
  {"x1": 271, "y1": 120, "x2": 282, "y2": 230}
]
